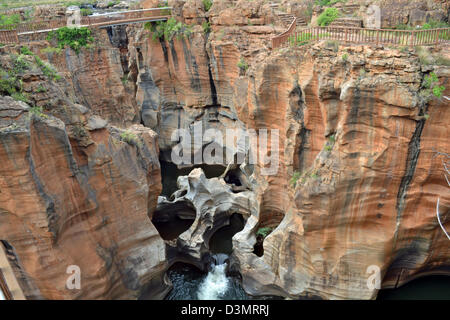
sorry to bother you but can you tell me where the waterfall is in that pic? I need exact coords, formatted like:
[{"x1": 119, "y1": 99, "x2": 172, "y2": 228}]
[{"x1": 197, "y1": 254, "x2": 230, "y2": 300}]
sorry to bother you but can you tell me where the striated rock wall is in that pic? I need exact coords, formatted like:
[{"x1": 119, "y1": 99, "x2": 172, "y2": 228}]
[
  {"x1": 0, "y1": 49, "x2": 168, "y2": 299},
  {"x1": 0, "y1": 0, "x2": 449, "y2": 300},
  {"x1": 127, "y1": 0, "x2": 450, "y2": 299},
  {"x1": 233, "y1": 43, "x2": 450, "y2": 299}
]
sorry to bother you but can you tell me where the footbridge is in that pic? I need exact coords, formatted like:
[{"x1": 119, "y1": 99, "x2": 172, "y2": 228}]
[{"x1": 0, "y1": 7, "x2": 172, "y2": 44}]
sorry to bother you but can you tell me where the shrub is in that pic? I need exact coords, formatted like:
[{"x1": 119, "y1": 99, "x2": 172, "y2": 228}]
[
  {"x1": 41, "y1": 46, "x2": 63, "y2": 55},
  {"x1": 359, "y1": 68, "x2": 367, "y2": 77},
  {"x1": 422, "y1": 19, "x2": 449, "y2": 30},
  {"x1": 256, "y1": 227, "x2": 272, "y2": 238},
  {"x1": 36, "y1": 84, "x2": 46, "y2": 93},
  {"x1": 202, "y1": 21, "x2": 211, "y2": 34},
  {"x1": 120, "y1": 131, "x2": 139, "y2": 145},
  {"x1": 316, "y1": 0, "x2": 346, "y2": 6},
  {"x1": 29, "y1": 106, "x2": 47, "y2": 119},
  {"x1": 34, "y1": 55, "x2": 60, "y2": 80},
  {"x1": 202, "y1": 0, "x2": 213, "y2": 11},
  {"x1": 80, "y1": 8, "x2": 93, "y2": 16},
  {"x1": 13, "y1": 54, "x2": 30, "y2": 73},
  {"x1": 310, "y1": 172, "x2": 319, "y2": 179},
  {"x1": 422, "y1": 72, "x2": 446, "y2": 99},
  {"x1": 0, "y1": 14, "x2": 21, "y2": 29},
  {"x1": 395, "y1": 23, "x2": 413, "y2": 30},
  {"x1": 0, "y1": 66, "x2": 25, "y2": 102},
  {"x1": 317, "y1": 8, "x2": 340, "y2": 26},
  {"x1": 17, "y1": 47, "x2": 60, "y2": 80},
  {"x1": 20, "y1": 46, "x2": 33, "y2": 56},
  {"x1": 341, "y1": 53, "x2": 348, "y2": 62},
  {"x1": 290, "y1": 171, "x2": 302, "y2": 188},
  {"x1": 47, "y1": 27, "x2": 94, "y2": 54},
  {"x1": 237, "y1": 57, "x2": 248, "y2": 71},
  {"x1": 145, "y1": 17, "x2": 192, "y2": 41}
]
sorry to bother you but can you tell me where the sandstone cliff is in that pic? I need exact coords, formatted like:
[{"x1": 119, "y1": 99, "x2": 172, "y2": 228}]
[
  {"x1": 0, "y1": 50, "x2": 167, "y2": 299},
  {"x1": 0, "y1": 0, "x2": 449, "y2": 300}
]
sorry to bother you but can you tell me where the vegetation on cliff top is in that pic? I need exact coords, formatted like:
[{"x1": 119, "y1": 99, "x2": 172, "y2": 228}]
[
  {"x1": 46, "y1": 26, "x2": 94, "y2": 54},
  {"x1": 145, "y1": 17, "x2": 192, "y2": 42},
  {"x1": 0, "y1": 46, "x2": 60, "y2": 104}
]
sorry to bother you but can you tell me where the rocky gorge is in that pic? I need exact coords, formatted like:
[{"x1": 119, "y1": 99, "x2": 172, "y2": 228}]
[{"x1": 0, "y1": 0, "x2": 449, "y2": 300}]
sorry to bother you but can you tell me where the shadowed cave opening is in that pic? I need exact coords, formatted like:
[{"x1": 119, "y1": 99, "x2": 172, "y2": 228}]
[
  {"x1": 209, "y1": 213, "x2": 245, "y2": 255},
  {"x1": 377, "y1": 275, "x2": 450, "y2": 300},
  {"x1": 151, "y1": 201, "x2": 196, "y2": 240}
]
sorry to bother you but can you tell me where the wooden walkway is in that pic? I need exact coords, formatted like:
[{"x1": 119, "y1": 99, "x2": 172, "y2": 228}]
[
  {"x1": 272, "y1": 18, "x2": 450, "y2": 49},
  {"x1": 0, "y1": 7, "x2": 171, "y2": 44}
]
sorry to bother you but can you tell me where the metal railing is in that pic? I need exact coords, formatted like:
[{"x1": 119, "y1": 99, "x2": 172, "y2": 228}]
[
  {"x1": 272, "y1": 25, "x2": 450, "y2": 49},
  {"x1": 0, "y1": 7, "x2": 172, "y2": 44}
]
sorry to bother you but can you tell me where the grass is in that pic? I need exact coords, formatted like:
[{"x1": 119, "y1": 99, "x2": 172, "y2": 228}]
[{"x1": 288, "y1": 32, "x2": 331, "y2": 46}]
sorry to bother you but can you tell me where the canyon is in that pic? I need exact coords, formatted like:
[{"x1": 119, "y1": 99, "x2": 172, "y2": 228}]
[{"x1": 0, "y1": 0, "x2": 449, "y2": 300}]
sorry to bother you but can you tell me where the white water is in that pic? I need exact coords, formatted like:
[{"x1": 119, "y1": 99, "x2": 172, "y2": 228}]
[{"x1": 197, "y1": 263, "x2": 229, "y2": 300}]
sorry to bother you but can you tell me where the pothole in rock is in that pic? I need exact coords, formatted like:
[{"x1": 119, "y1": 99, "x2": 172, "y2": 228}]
[
  {"x1": 209, "y1": 213, "x2": 245, "y2": 255},
  {"x1": 151, "y1": 201, "x2": 196, "y2": 241}
]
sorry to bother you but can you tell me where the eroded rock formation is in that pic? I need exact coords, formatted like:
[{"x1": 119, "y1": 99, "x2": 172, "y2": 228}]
[
  {"x1": 0, "y1": 51, "x2": 168, "y2": 299},
  {"x1": 0, "y1": 0, "x2": 449, "y2": 300}
]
